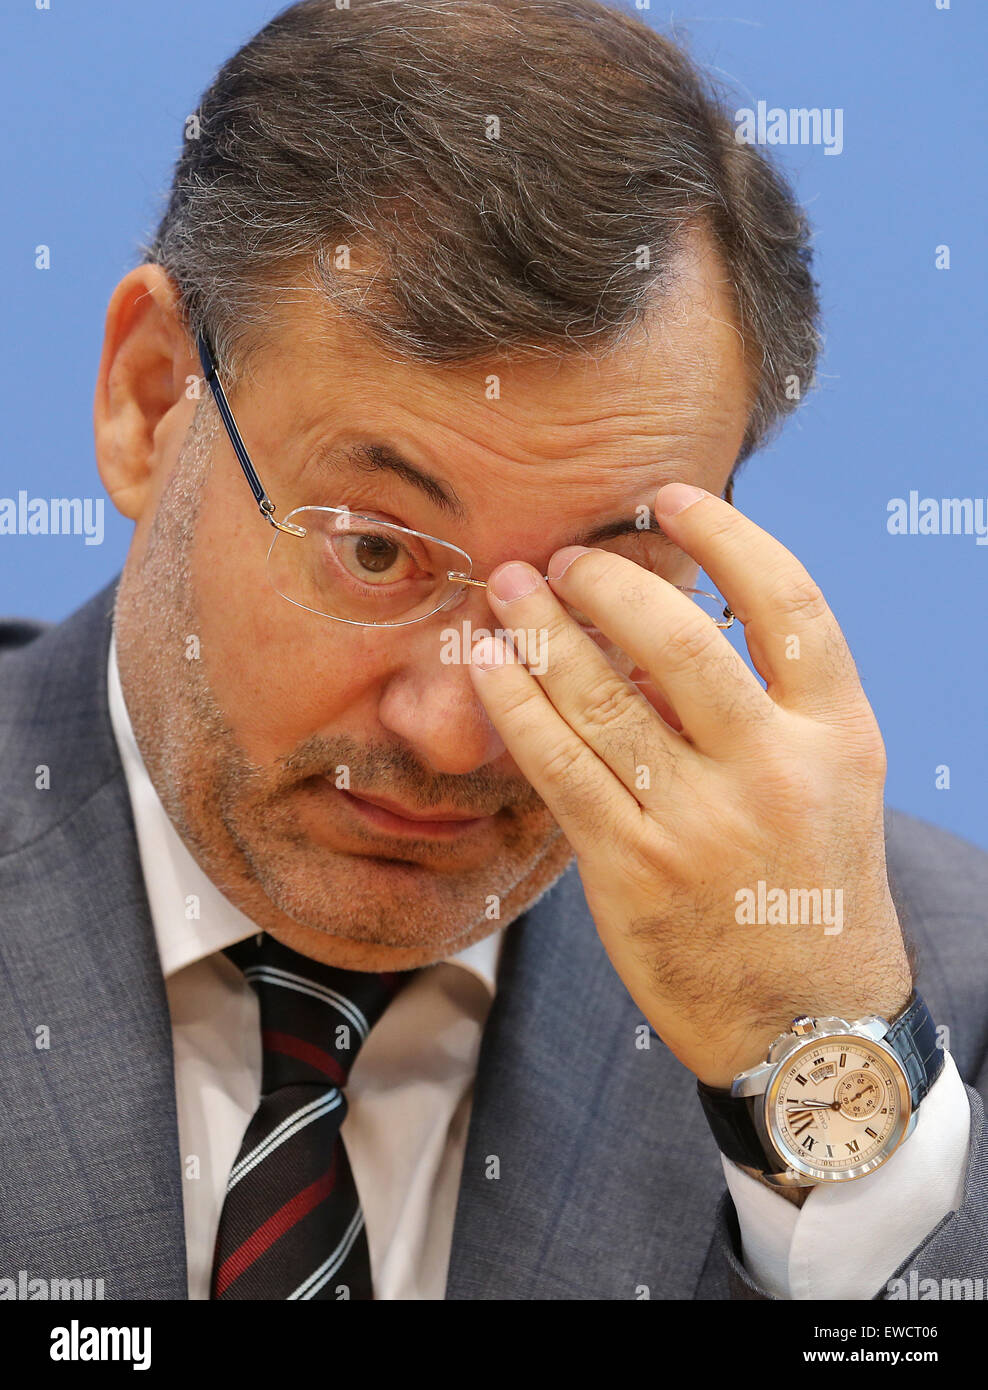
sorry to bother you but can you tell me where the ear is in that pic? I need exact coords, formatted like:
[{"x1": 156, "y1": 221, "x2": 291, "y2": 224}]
[{"x1": 93, "y1": 265, "x2": 198, "y2": 521}]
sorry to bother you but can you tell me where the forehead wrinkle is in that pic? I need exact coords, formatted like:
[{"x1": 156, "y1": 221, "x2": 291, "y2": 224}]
[
  {"x1": 270, "y1": 320, "x2": 742, "y2": 508},
  {"x1": 272, "y1": 303, "x2": 743, "y2": 484},
  {"x1": 404, "y1": 401, "x2": 723, "y2": 480},
  {"x1": 411, "y1": 339, "x2": 739, "y2": 467}
]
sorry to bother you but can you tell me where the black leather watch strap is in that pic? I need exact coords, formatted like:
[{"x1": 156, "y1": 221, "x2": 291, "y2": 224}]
[
  {"x1": 884, "y1": 991, "x2": 944, "y2": 1105},
  {"x1": 695, "y1": 1079, "x2": 771, "y2": 1170},
  {"x1": 696, "y1": 991, "x2": 942, "y2": 1173}
]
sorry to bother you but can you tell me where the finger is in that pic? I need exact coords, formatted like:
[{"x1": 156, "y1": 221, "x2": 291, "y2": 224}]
[
  {"x1": 481, "y1": 561, "x2": 691, "y2": 796},
  {"x1": 650, "y1": 483, "x2": 860, "y2": 714},
  {"x1": 467, "y1": 632, "x2": 648, "y2": 858},
  {"x1": 534, "y1": 549, "x2": 771, "y2": 754}
]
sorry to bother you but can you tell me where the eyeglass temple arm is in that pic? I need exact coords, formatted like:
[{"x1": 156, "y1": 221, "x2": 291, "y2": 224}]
[{"x1": 196, "y1": 330, "x2": 305, "y2": 537}]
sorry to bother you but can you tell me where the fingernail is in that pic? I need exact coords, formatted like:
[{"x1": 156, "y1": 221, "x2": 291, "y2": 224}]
[
  {"x1": 653, "y1": 483, "x2": 709, "y2": 517},
  {"x1": 471, "y1": 634, "x2": 507, "y2": 670},
  {"x1": 547, "y1": 545, "x2": 593, "y2": 581},
  {"x1": 488, "y1": 562, "x2": 542, "y2": 602}
]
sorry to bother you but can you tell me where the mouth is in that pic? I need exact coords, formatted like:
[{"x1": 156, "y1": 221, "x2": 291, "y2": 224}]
[{"x1": 331, "y1": 784, "x2": 498, "y2": 839}]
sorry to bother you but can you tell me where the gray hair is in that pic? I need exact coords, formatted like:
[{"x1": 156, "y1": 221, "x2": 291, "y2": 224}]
[{"x1": 142, "y1": 0, "x2": 821, "y2": 467}]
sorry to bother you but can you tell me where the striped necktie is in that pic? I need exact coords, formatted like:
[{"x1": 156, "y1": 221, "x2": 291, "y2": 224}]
[{"x1": 211, "y1": 931, "x2": 413, "y2": 1300}]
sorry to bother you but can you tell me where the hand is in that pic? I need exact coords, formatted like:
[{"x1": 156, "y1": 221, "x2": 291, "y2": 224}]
[{"x1": 468, "y1": 482, "x2": 913, "y2": 1088}]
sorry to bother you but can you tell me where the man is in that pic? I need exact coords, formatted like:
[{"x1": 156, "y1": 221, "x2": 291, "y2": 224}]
[{"x1": 1, "y1": 0, "x2": 984, "y2": 1302}]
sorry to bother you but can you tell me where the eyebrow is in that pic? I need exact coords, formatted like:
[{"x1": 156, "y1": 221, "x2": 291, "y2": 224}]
[
  {"x1": 322, "y1": 439, "x2": 665, "y2": 545},
  {"x1": 338, "y1": 442, "x2": 465, "y2": 518},
  {"x1": 574, "y1": 516, "x2": 660, "y2": 545}
]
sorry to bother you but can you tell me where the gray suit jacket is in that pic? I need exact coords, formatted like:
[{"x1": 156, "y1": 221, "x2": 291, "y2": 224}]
[{"x1": 1, "y1": 581, "x2": 986, "y2": 1300}]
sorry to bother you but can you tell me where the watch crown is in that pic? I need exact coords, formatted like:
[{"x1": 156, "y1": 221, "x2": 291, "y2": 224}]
[{"x1": 790, "y1": 1016, "x2": 816, "y2": 1035}]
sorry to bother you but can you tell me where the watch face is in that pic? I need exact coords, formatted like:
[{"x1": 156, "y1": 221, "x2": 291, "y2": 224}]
[{"x1": 763, "y1": 1034, "x2": 912, "y2": 1182}]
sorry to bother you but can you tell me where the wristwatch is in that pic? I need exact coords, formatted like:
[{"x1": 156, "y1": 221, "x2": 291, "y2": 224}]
[{"x1": 697, "y1": 992, "x2": 944, "y2": 1187}]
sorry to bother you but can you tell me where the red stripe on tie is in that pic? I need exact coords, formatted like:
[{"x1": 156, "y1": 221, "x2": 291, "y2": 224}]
[
  {"x1": 263, "y1": 1030, "x2": 347, "y2": 1086},
  {"x1": 214, "y1": 1158, "x2": 338, "y2": 1298}
]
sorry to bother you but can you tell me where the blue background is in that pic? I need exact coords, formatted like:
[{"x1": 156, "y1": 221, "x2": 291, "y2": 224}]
[{"x1": 0, "y1": 0, "x2": 984, "y2": 848}]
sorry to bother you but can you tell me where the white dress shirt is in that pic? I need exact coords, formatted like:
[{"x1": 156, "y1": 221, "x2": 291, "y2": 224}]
[{"x1": 107, "y1": 633, "x2": 971, "y2": 1300}]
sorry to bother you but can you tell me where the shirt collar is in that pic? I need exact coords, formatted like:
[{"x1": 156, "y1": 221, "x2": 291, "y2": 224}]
[{"x1": 106, "y1": 631, "x2": 503, "y2": 994}]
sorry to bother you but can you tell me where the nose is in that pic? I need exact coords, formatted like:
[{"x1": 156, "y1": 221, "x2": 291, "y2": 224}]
[{"x1": 376, "y1": 599, "x2": 508, "y2": 774}]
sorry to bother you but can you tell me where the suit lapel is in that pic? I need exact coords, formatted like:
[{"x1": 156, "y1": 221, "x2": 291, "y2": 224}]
[
  {"x1": 445, "y1": 864, "x2": 729, "y2": 1299},
  {"x1": 0, "y1": 583, "x2": 187, "y2": 1298}
]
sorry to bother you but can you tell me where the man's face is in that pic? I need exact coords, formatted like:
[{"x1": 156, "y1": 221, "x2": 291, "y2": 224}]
[{"x1": 110, "y1": 228, "x2": 751, "y2": 970}]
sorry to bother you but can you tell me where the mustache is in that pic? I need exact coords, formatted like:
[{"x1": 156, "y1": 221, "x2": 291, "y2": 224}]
[{"x1": 263, "y1": 733, "x2": 540, "y2": 817}]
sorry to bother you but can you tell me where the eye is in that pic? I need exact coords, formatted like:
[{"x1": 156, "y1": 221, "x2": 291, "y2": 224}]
[{"x1": 330, "y1": 525, "x2": 425, "y2": 587}]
